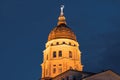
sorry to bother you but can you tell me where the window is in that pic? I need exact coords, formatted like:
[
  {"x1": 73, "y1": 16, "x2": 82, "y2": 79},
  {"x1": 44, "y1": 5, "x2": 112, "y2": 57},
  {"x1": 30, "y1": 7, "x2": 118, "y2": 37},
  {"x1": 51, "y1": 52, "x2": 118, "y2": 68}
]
[
  {"x1": 61, "y1": 78, "x2": 64, "y2": 80},
  {"x1": 46, "y1": 55, "x2": 48, "y2": 60},
  {"x1": 51, "y1": 43, "x2": 53, "y2": 46},
  {"x1": 59, "y1": 67, "x2": 62, "y2": 73},
  {"x1": 59, "y1": 64, "x2": 62, "y2": 66},
  {"x1": 69, "y1": 51, "x2": 72, "y2": 58},
  {"x1": 74, "y1": 44, "x2": 76, "y2": 46},
  {"x1": 73, "y1": 76, "x2": 76, "y2": 80},
  {"x1": 53, "y1": 68, "x2": 56, "y2": 73},
  {"x1": 66, "y1": 76, "x2": 69, "y2": 80},
  {"x1": 63, "y1": 42, "x2": 66, "y2": 44},
  {"x1": 59, "y1": 51, "x2": 62, "y2": 57},
  {"x1": 69, "y1": 75, "x2": 73, "y2": 80},
  {"x1": 56, "y1": 42, "x2": 59, "y2": 45},
  {"x1": 53, "y1": 65, "x2": 56, "y2": 66},
  {"x1": 69, "y1": 42, "x2": 71, "y2": 45},
  {"x1": 53, "y1": 51, "x2": 56, "y2": 58}
]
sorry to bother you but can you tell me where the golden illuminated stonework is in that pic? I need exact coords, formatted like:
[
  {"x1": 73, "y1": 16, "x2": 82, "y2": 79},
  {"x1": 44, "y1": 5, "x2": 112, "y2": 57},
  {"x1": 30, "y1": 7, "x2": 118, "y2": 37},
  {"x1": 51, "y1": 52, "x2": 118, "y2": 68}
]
[
  {"x1": 48, "y1": 5, "x2": 76, "y2": 41},
  {"x1": 41, "y1": 5, "x2": 83, "y2": 79},
  {"x1": 48, "y1": 24, "x2": 77, "y2": 41}
]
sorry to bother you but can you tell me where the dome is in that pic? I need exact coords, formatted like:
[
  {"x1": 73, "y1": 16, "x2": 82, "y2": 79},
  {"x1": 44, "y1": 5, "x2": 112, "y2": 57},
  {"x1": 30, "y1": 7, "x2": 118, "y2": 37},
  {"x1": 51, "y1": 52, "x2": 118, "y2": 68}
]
[
  {"x1": 48, "y1": 23, "x2": 77, "y2": 41},
  {"x1": 48, "y1": 5, "x2": 77, "y2": 41}
]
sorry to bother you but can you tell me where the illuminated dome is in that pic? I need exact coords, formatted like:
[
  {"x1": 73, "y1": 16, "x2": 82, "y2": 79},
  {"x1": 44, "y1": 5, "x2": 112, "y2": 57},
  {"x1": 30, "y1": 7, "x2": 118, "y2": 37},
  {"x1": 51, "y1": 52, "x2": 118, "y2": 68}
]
[
  {"x1": 48, "y1": 5, "x2": 77, "y2": 41},
  {"x1": 48, "y1": 23, "x2": 77, "y2": 41}
]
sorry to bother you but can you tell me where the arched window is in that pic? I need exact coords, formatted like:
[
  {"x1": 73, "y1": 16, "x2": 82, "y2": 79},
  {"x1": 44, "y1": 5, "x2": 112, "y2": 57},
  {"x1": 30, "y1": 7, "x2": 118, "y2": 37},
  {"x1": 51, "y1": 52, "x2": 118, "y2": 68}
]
[
  {"x1": 59, "y1": 64, "x2": 62, "y2": 66},
  {"x1": 53, "y1": 65, "x2": 56, "y2": 67},
  {"x1": 59, "y1": 51, "x2": 62, "y2": 57},
  {"x1": 69, "y1": 51, "x2": 72, "y2": 58},
  {"x1": 53, "y1": 68, "x2": 56, "y2": 73},
  {"x1": 51, "y1": 43, "x2": 53, "y2": 46},
  {"x1": 69, "y1": 42, "x2": 71, "y2": 45},
  {"x1": 53, "y1": 51, "x2": 56, "y2": 58},
  {"x1": 63, "y1": 42, "x2": 66, "y2": 44},
  {"x1": 74, "y1": 44, "x2": 76, "y2": 46},
  {"x1": 56, "y1": 42, "x2": 59, "y2": 45}
]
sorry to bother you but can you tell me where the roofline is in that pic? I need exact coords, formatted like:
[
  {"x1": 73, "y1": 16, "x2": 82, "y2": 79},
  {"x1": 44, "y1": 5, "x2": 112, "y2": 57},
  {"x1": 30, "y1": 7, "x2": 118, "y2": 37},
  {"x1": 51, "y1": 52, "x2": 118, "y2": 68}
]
[
  {"x1": 83, "y1": 69, "x2": 120, "y2": 79},
  {"x1": 52, "y1": 69, "x2": 95, "y2": 79}
]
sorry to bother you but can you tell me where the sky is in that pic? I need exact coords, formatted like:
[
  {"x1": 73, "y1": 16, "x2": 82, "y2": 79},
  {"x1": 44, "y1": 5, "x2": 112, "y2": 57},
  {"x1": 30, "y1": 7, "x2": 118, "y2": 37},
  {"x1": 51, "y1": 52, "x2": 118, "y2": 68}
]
[{"x1": 0, "y1": 0, "x2": 120, "y2": 80}]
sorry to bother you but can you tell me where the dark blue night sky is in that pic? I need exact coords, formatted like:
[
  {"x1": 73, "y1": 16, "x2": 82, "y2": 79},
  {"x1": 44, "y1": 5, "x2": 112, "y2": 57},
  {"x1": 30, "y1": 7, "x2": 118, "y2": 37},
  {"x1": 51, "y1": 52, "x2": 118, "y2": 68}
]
[{"x1": 0, "y1": 0, "x2": 120, "y2": 80}]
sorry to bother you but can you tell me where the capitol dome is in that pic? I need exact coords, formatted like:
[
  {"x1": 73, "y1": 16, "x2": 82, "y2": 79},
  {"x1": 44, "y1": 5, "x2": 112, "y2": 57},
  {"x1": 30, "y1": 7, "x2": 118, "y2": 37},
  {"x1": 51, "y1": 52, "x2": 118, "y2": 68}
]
[
  {"x1": 48, "y1": 5, "x2": 77, "y2": 41},
  {"x1": 48, "y1": 23, "x2": 77, "y2": 41}
]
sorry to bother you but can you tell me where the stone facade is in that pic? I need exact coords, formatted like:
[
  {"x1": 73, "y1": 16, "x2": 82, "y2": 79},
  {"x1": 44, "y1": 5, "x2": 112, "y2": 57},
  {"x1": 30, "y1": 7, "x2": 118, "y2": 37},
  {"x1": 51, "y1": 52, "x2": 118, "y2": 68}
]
[
  {"x1": 41, "y1": 6, "x2": 83, "y2": 79},
  {"x1": 41, "y1": 38, "x2": 83, "y2": 78}
]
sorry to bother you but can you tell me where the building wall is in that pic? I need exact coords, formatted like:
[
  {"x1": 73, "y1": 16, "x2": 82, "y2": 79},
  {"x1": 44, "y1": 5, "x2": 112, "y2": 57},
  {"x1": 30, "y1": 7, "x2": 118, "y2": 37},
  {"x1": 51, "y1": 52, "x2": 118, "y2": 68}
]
[{"x1": 41, "y1": 39, "x2": 83, "y2": 78}]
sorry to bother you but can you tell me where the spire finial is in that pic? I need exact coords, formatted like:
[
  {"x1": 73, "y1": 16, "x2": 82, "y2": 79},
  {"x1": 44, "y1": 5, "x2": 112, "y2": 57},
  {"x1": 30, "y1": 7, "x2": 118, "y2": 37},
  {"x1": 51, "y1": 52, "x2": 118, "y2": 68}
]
[
  {"x1": 57, "y1": 5, "x2": 66, "y2": 25},
  {"x1": 60, "y1": 5, "x2": 64, "y2": 15}
]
